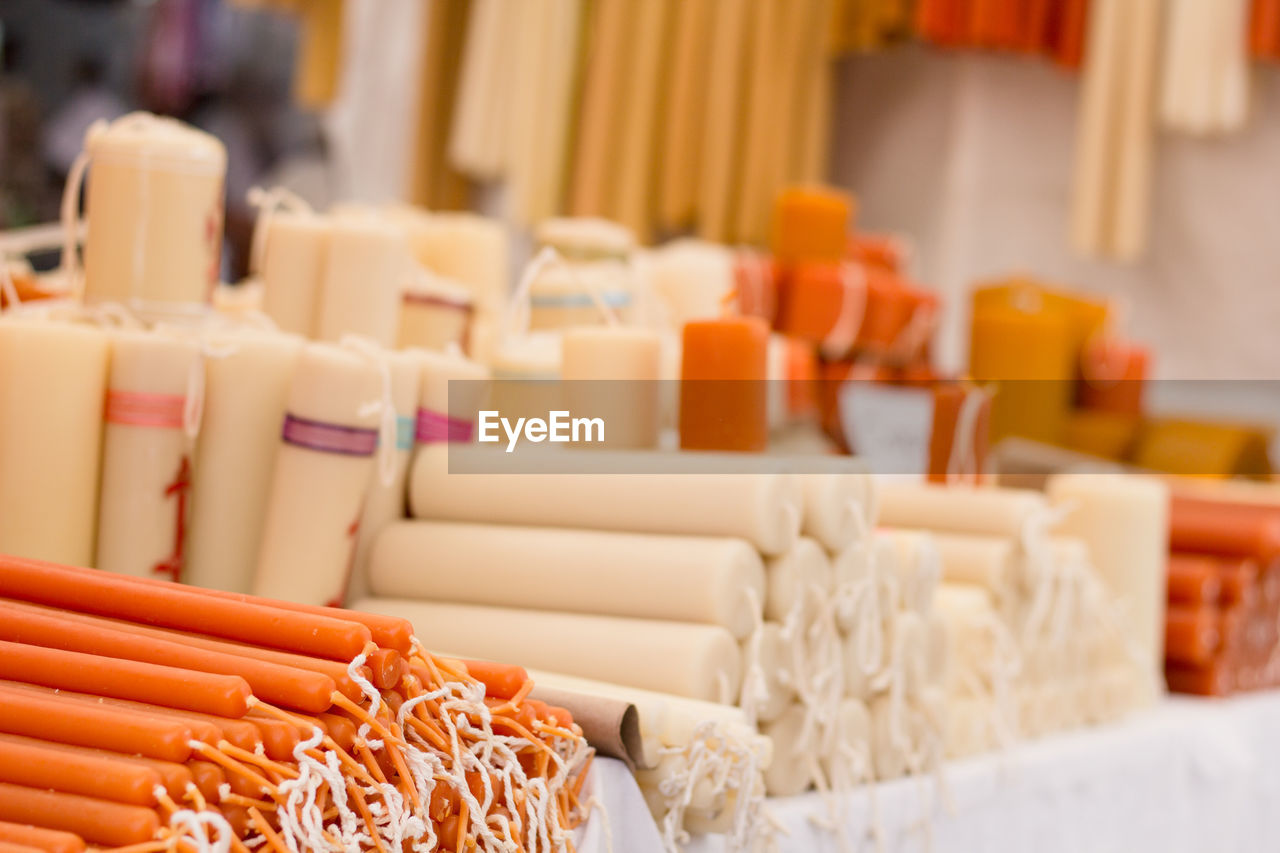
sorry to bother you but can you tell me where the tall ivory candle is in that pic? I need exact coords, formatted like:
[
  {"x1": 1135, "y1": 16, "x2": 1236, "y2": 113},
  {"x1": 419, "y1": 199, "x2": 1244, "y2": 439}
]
[
  {"x1": 185, "y1": 329, "x2": 302, "y2": 593},
  {"x1": 314, "y1": 214, "x2": 407, "y2": 347},
  {"x1": 764, "y1": 537, "x2": 832, "y2": 623},
  {"x1": 748, "y1": 621, "x2": 795, "y2": 723},
  {"x1": 0, "y1": 318, "x2": 109, "y2": 565},
  {"x1": 878, "y1": 480, "x2": 1049, "y2": 540},
  {"x1": 760, "y1": 703, "x2": 813, "y2": 796},
  {"x1": 95, "y1": 330, "x2": 201, "y2": 578},
  {"x1": 252, "y1": 343, "x2": 381, "y2": 606},
  {"x1": 347, "y1": 350, "x2": 425, "y2": 602},
  {"x1": 355, "y1": 597, "x2": 742, "y2": 703},
  {"x1": 259, "y1": 211, "x2": 330, "y2": 337},
  {"x1": 370, "y1": 521, "x2": 764, "y2": 638},
  {"x1": 799, "y1": 461, "x2": 877, "y2": 552},
  {"x1": 409, "y1": 444, "x2": 803, "y2": 554},
  {"x1": 561, "y1": 325, "x2": 662, "y2": 449},
  {"x1": 880, "y1": 529, "x2": 942, "y2": 616},
  {"x1": 416, "y1": 349, "x2": 491, "y2": 445},
  {"x1": 81, "y1": 113, "x2": 226, "y2": 312},
  {"x1": 1046, "y1": 472, "x2": 1170, "y2": 679}
]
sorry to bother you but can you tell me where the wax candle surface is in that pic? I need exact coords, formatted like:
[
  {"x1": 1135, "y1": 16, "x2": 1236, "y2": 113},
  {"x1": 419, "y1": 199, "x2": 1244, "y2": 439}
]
[
  {"x1": 764, "y1": 537, "x2": 832, "y2": 623},
  {"x1": 770, "y1": 185, "x2": 853, "y2": 266},
  {"x1": 562, "y1": 325, "x2": 662, "y2": 448},
  {"x1": 969, "y1": 303, "x2": 1075, "y2": 443},
  {"x1": 253, "y1": 343, "x2": 381, "y2": 606},
  {"x1": 0, "y1": 319, "x2": 109, "y2": 566},
  {"x1": 370, "y1": 521, "x2": 765, "y2": 638},
  {"x1": 403, "y1": 212, "x2": 509, "y2": 313},
  {"x1": 647, "y1": 240, "x2": 735, "y2": 328},
  {"x1": 185, "y1": 330, "x2": 302, "y2": 592},
  {"x1": 680, "y1": 316, "x2": 769, "y2": 452},
  {"x1": 95, "y1": 329, "x2": 201, "y2": 579},
  {"x1": 417, "y1": 348, "x2": 491, "y2": 442},
  {"x1": 82, "y1": 113, "x2": 226, "y2": 312},
  {"x1": 397, "y1": 274, "x2": 473, "y2": 351},
  {"x1": 259, "y1": 212, "x2": 330, "y2": 336},
  {"x1": 314, "y1": 214, "x2": 407, "y2": 347}
]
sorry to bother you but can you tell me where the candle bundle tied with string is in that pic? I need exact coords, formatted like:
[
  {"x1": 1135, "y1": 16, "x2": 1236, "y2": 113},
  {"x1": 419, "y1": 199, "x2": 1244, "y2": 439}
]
[{"x1": 0, "y1": 555, "x2": 592, "y2": 853}]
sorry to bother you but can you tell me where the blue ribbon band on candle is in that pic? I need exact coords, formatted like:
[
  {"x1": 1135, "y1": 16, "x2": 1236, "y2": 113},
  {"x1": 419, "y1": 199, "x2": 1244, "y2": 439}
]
[
  {"x1": 416, "y1": 408, "x2": 473, "y2": 444},
  {"x1": 396, "y1": 415, "x2": 416, "y2": 451},
  {"x1": 281, "y1": 413, "x2": 379, "y2": 456}
]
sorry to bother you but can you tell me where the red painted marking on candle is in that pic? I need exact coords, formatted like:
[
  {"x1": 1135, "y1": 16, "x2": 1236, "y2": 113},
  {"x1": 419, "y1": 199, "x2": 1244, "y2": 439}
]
[{"x1": 151, "y1": 456, "x2": 190, "y2": 583}]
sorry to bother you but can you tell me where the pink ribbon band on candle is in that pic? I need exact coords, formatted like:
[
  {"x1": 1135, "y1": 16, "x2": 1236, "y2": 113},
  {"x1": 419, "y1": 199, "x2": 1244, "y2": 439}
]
[
  {"x1": 281, "y1": 413, "x2": 379, "y2": 457},
  {"x1": 104, "y1": 390, "x2": 187, "y2": 429},
  {"x1": 416, "y1": 408, "x2": 473, "y2": 444}
]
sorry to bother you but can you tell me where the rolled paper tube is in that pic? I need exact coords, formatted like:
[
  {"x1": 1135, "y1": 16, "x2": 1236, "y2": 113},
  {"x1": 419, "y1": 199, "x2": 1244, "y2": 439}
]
[
  {"x1": 0, "y1": 640, "x2": 250, "y2": 718},
  {"x1": 1165, "y1": 660, "x2": 1234, "y2": 697},
  {"x1": 1167, "y1": 555, "x2": 1225, "y2": 604},
  {"x1": 0, "y1": 735, "x2": 196, "y2": 802},
  {"x1": 877, "y1": 480, "x2": 1049, "y2": 539},
  {"x1": 764, "y1": 537, "x2": 832, "y2": 624},
  {"x1": 529, "y1": 685, "x2": 645, "y2": 769},
  {"x1": 561, "y1": 326, "x2": 662, "y2": 449},
  {"x1": 679, "y1": 316, "x2": 769, "y2": 453},
  {"x1": 0, "y1": 736, "x2": 163, "y2": 806},
  {"x1": 1165, "y1": 605, "x2": 1222, "y2": 666},
  {"x1": 749, "y1": 622, "x2": 795, "y2": 724},
  {"x1": 760, "y1": 703, "x2": 812, "y2": 796},
  {"x1": 0, "y1": 823, "x2": 85, "y2": 853},
  {"x1": 253, "y1": 343, "x2": 381, "y2": 607},
  {"x1": 356, "y1": 598, "x2": 742, "y2": 704},
  {"x1": 95, "y1": 330, "x2": 201, "y2": 579},
  {"x1": 1047, "y1": 473, "x2": 1169, "y2": 672},
  {"x1": 0, "y1": 555, "x2": 373, "y2": 659},
  {"x1": 880, "y1": 529, "x2": 942, "y2": 615},
  {"x1": 349, "y1": 350, "x2": 426, "y2": 602},
  {"x1": 0, "y1": 319, "x2": 109, "y2": 566},
  {"x1": 370, "y1": 522, "x2": 765, "y2": 639},
  {"x1": 259, "y1": 211, "x2": 330, "y2": 336},
  {"x1": 313, "y1": 214, "x2": 407, "y2": 346},
  {"x1": 0, "y1": 606, "x2": 335, "y2": 712},
  {"x1": 81, "y1": 113, "x2": 225, "y2": 311},
  {"x1": 0, "y1": 687, "x2": 193, "y2": 762},
  {"x1": 1169, "y1": 496, "x2": 1280, "y2": 560},
  {"x1": 397, "y1": 275, "x2": 473, "y2": 351},
  {"x1": 821, "y1": 698, "x2": 873, "y2": 787},
  {"x1": 0, "y1": 597, "x2": 370, "y2": 702},
  {"x1": 799, "y1": 464, "x2": 876, "y2": 553},
  {"x1": 770, "y1": 185, "x2": 853, "y2": 266},
  {"x1": 410, "y1": 444, "x2": 803, "y2": 555},
  {"x1": 186, "y1": 330, "x2": 303, "y2": 593},
  {"x1": 0, "y1": 783, "x2": 159, "y2": 848}
]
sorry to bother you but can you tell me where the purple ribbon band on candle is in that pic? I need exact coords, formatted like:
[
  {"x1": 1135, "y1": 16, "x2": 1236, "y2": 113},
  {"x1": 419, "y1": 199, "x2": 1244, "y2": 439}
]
[
  {"x1": 416, "y1": 408, "x2": 473, "y2": 444},
  {"x1": 281, "y1": 413, "x2": 379, "y2": 456}
]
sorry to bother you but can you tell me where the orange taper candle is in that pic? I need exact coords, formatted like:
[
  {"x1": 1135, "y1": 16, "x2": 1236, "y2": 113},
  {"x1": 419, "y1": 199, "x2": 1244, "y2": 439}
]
[
  {"x1": 0, "y1": 783, "x2": 159, "y2": 848},
  {"x1": 0, "y1": 687, "x2": 194, "y2": 762},
  {"x1": 0, "y1": 822, "x2": 85, "y2": 853}
]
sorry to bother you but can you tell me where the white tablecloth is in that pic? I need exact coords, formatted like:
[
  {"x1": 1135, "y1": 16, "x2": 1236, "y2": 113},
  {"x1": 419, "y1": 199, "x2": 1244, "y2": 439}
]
[{"x1": 584, "y1": 691, "x2": 1280, "y2": 852}]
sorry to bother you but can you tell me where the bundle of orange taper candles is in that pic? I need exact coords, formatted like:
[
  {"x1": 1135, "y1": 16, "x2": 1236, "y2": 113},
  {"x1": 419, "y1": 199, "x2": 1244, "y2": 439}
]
[
  {"x1": 1164, "y1": 494, "x2": 1280, "y2": 696},
  {"x1": 0, "y1": 555, "x2": 590, "y2": 853}
]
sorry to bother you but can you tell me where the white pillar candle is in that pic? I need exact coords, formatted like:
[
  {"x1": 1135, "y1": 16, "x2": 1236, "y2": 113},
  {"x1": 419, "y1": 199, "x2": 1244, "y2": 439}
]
[
  {"x1": 416, "y1": 349, "x2": 491, "y2": 444},
  {"x1": 746, "y1": 621, "x2": 795, "y2": 724},
  {"x1": 355, "y1": 597, "x2": 742, "y2": 703},
  {"x1": 799, "y1": 463, "x2": 876, "y2": 552},
  {"x1": 397, "y1": 274, "x2": 473, "y2": 352},
  {"x1": 645, "y1": 240, "x2": 733, "y2": 329},
  {"x1": 764, "y1": 536, "x2": 831, "y2": 623},
  {"x1": 347, "y1": 350, "x2": 424, "y2": 603},
  {"x1": 410, "y1": 445, "x2": 803, "y2": 554},
  {"x1": 95, "y1": 329, "x2": 201, "y2": 578},
  {"x1": 1045, "y1": 473, "x2": 1169, "y2": 681},
  {"x1": 185, "y1": 329, "x2": 302, "y2": 593},
  {"x1": 404, "y1": 212, "x2": 509, "y2": 314},
  {"x1": 252, "y1": 342, "x2": 381, "y2": 606},
  {"x1": 81, "y1": 113, "x2": 226, "y2": 312},
  {"x1": 0, "y1": 318, "x2": 109, "y2": 565},
  {"x1": 259, "y1": 212, "x2": 330, "y2": 337},
  {"x1": 561, "y1": 326, "x2": 662, "y2": 449},
  {"x1": 370, "y1": 521, "x2": 764, "y2": 638},
  {"x1": 314, "y1": 214, "x2": 407, "y2": 347}
]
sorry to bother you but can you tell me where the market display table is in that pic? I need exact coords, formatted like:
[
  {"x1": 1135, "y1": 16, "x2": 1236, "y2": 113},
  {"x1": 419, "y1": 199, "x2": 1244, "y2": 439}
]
[{"x1": 586, "y1": 691, "x2": 1280, "y2": 852}]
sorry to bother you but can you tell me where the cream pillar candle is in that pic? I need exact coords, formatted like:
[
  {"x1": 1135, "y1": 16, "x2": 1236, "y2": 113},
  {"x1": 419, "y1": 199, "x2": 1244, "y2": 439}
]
[
  {"x1": 1045, "y1": 473, "x2": 1169, "y2": 679},
  {"x1": 185, "y1": 330, "x2": 302, "y2": 593},
  {"x1": 258, "y1": 211, "x2": 330, "y2": 336},
  {"x1": 80, "y1": 113, "x2": 226, "y2": 312},
  {"x1": 747, "y1": 622, "x2": 795, "y2": 724},
  {"x1": 356, "y1": 598, "x2": 742, "y2": 703},
  {"x1": 821, "y1": 698, "x2": 873, "y2": 789},
  {"x1": 397, "y1": 273, "x2": 473, "y2": 352},
  {"x1": 561, "y1": 325, "x2": 662, "y2": 449},
  {"x1": 314, "y1": 215, "x2": 407, "y2": 347},
  {"x1": 95, "y1": 330, "x2": 201, "y2": 578},
  {"x1": 800, "y1": 463, "x2": 877, "y2": 552},
  {"x1": 877, "y1": 480, "x2": 1049, "y2": 539},
  {"x1": 416, "y1": 349, "x2": 491, "y2": 445},
  {"x1": 0, "y1": 317, "x2": 109, "y2": 565},
  {"x1": 879, "y1": 529, "x2": 942, "y2": 616},
  {"x1": 763, "y1": 536, "x2": 832, "y2": 623},
  {"x1": 405, "y1": 212, "x2": 509, "y2": 314},
  {"x1": 369, "y1": 521, "x2": 764, "y2": 638},
  {"x1": 347, "y1": 350, "x2": 425, "y2": 603},
  {"x1": 646, "y1": 240, "x2": 734, "y2": 329},
  {"x1": 832, "y1": 540, "x2": 873, "y2": 633},
  {"x1": 410, "y1": 445, "x2": 803, "y2": 554},
  {"x1": 252, "y1": 342, "x2": 381, "y2": 606},
  {"x1": 487, "y1": 332, "x2": 562, "y2": 425},
  {"x1": 760, "y1": 703, "x2": 813, "y2": 796}
]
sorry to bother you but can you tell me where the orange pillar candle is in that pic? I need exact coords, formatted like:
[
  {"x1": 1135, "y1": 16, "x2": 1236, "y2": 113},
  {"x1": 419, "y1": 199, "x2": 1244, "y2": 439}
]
[
  {"x1": 1078, "y1": 337, "x2": 1149, "y2": 415},
  {"x1": 969, "y1": 302, "x2": 1075, "y2": 444},
  {"x1": 680, "y1": 316, "x2": 769, "y2": 452},
  {"x1": 770, "y1": 185, "x2": 854, "y2": 266}
]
